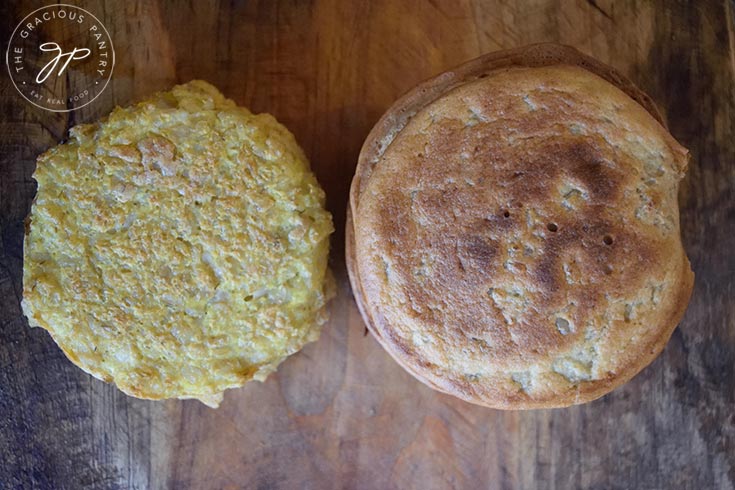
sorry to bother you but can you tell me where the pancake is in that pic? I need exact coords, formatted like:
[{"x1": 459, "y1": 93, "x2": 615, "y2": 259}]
[
  {"x1": 22, "y1": 81, "x2": 334, "y2": 407},
  {"x1": 348, "y1": 44, "x2": 693, "y2": 409}
]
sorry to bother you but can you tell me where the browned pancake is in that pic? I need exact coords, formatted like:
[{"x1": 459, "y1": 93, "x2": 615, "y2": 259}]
[{"x1": 347, "y1": 44, "x2": 693, "y2": 409}]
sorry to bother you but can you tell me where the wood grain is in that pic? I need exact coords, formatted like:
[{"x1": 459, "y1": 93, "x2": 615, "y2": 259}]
[{"x1": 1, "y1": 1, "x2": 733, "y2": 489}]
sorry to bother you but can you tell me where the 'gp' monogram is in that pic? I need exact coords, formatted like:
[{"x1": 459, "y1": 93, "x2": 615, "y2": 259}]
[{"x1": 35, "y1": 42, "x2": 90, "y2": 83}]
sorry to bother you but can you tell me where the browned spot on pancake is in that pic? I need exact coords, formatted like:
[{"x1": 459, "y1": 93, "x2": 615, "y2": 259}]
[
  {"x1": 489, "y1": 138, "x2": 623, "y2": 208},
  {"x1": 445, "y1": 374, "x2": 478, "y2": 400},
  {"x1": 484, "y1": 211, "x2": 516, "y2": 232},
  {"x1": 562, "y1": 142, "x2": 620, "y2": 202},
  {"x1": 533, "y1": 219, "x2": 657, "y2": 309},
  {"x1": 458, "y1": 235, "x2": 497, "y2": 270},
  {"x1": 385, "y1": 328, "x2": 438, "y2": 371}
]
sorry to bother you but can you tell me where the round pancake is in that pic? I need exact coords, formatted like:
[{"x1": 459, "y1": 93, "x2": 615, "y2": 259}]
[
  {"x1": 22, "y1": 81, "x2": 334, "y2": 407},
  {"x1": 348, "y1": 44, "x2": 693, "y2": 409}
]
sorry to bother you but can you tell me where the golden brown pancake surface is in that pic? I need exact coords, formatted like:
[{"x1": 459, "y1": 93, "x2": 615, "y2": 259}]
[{"x1": 349, "y1": 50, "x2": 693, "y2": 409}]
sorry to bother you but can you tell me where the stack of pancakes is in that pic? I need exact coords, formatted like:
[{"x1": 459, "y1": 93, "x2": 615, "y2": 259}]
[{"x1": 347, "y1": 44, "x2": 693, "y2": 408}]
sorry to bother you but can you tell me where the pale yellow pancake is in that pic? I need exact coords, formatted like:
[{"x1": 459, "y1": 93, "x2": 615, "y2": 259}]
[{"x1": 23, "y1": 81, "x2": 334, "y2": 407}]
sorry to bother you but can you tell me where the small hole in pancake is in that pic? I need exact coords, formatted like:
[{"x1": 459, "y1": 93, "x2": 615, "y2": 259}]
[
  {"x1": 479, "y1": 73, "x2": 488, "y2": 79},
  {"x1": 503, "y1": 210, "x2": 510, "y2": 218},
  {"x1": 604, "y1": 265, "x2": 613, "y2": 275},
  {"x1": 603, "y1": 235, "x2": 613, "y2": 245},
  {"x1": 555, "y1": 317, "x2": 572, "y2": 335},
  {"x1": 547, "y1": 223, "x2": 558, "y2": 232}
]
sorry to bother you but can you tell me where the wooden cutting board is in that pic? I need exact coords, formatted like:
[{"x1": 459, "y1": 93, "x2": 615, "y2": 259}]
[{"x1": 1, "y1": 1, "x2": 733, "y2": 488}]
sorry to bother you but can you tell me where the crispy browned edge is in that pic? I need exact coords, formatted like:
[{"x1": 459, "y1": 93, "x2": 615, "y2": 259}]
[{"x1": 346, "y1": 43, "x2": 694, "y2": 409}]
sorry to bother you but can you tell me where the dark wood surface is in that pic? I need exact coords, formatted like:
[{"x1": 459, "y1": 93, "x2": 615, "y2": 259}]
[{"x1": 1, "y1": 1, "x2": 733, "y2": 489}]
